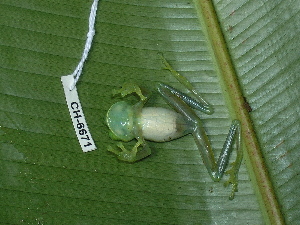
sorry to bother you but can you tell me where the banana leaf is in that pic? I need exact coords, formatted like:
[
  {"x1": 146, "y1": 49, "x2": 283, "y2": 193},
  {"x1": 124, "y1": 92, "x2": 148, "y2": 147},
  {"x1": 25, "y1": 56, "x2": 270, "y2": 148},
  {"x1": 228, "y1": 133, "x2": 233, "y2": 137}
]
[{"x1": 0, "y1": 0, "x2": 299, "y2": 224}]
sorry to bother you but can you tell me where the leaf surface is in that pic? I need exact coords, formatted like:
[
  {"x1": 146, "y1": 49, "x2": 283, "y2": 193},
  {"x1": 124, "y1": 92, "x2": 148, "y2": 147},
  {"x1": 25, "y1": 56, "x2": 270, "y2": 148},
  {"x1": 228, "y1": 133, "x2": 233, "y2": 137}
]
[{"x1": 0, "y1": 0, "x2": 299, "y2": 224}]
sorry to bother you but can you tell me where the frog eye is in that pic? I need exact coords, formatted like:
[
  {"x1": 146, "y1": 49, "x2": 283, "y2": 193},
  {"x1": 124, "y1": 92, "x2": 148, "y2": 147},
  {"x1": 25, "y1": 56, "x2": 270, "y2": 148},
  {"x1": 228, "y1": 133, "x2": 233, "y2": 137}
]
[{"x1": 106, "y1": 101, "x2": 135, "y2": 142}]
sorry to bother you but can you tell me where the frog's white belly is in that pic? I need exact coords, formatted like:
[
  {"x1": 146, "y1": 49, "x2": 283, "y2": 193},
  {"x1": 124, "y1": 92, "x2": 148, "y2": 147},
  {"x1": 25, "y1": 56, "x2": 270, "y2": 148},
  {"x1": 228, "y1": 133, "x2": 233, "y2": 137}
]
[{"x1": 140, "y1": 107, "x2": 187, "y2": 142}]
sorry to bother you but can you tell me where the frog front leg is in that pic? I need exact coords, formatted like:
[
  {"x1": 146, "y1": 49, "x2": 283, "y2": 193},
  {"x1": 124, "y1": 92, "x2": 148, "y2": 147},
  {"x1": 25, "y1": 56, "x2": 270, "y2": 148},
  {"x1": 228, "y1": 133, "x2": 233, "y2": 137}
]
[
  {"x1": 107, "y1": 138, "x2": 151, "y2": 163},
  {"x1": 107, "y1": 83, "x2": 151, "y2": 162},
  {"x1": 157, "y1": 83, "x2": 243, "y2": 199},
  {"x1": 112, "y1": 82, "x2": 147, "y2": 102}
]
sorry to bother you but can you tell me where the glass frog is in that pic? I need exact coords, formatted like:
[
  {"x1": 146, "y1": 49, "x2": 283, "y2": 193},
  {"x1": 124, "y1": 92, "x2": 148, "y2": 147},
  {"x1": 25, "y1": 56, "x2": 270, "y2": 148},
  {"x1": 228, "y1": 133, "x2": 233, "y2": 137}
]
[{"x1": 106, "y1": 54, "x2": 243, "y2": 199}]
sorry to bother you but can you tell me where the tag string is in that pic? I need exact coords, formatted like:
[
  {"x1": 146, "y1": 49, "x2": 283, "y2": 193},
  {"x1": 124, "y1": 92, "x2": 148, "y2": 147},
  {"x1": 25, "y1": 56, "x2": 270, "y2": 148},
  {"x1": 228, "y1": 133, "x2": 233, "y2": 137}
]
[{"x1": 69, "y1": 0, "x2": 99, "y2": 91}]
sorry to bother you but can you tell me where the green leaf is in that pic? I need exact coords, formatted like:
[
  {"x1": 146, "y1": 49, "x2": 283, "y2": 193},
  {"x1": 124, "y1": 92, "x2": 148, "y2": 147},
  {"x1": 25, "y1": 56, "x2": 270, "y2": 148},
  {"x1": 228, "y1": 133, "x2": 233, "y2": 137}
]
[{"x1": 0, "y1": 0, "x2": 299, "y2": 224}]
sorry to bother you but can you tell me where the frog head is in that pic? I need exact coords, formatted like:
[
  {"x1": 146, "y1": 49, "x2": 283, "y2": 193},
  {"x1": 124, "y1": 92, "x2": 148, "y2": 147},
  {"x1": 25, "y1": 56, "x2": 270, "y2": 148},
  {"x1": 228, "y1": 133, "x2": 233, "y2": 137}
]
[{"x1": 106, "y1": 101, "x2": 135, "y2": 142}]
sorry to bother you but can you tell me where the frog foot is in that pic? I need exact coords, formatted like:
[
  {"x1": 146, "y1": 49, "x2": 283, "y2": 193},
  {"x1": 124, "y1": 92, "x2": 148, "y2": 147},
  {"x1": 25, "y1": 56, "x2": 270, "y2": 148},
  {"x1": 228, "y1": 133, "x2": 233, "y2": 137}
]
[
  {"x1": 112, "y1": 82, "x2": 147, "y2": 101},
  {"x1": 108, "y1": 142, "x2": 138, "y2": 163},
  {"x1": 108, "y1": 139, "x2": 150, "y2": 163},
  {"x1": 224, "y1": 162, "x2": 239, "y2": 200}
]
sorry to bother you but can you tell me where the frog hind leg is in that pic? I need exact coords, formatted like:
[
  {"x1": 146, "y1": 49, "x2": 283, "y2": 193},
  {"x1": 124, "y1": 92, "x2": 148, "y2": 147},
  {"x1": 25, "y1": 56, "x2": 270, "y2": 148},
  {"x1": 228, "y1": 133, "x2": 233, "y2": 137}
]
[
  {"x1": 158, "y1": 83, "x2": 242, "y2": 199},
  {"x1": 159, "y1": 82, "x2": 213, "y2": 115},
  {"x1": 222, "y1": 120, "x2": 243, "y2": 199},
  {"x1": 159, "y1": 53, "x2": 214, "y2": 114}
]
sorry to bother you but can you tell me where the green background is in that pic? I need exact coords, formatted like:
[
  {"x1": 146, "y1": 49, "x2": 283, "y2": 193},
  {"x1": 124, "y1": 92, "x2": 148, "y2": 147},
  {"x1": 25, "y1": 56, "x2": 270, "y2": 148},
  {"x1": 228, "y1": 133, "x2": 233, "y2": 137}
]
[{"x1": 0, "y1": 0, "x2": 299, "y2": 224}]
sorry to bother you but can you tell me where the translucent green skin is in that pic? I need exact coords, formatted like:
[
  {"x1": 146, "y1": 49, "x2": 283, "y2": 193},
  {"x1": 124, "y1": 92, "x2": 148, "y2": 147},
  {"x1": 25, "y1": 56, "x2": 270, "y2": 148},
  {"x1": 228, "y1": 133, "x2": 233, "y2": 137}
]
[
  {"x1": 107, "y1": 100, "x2": 191, "y2": 143},
  {"x1": 106, "y1": 83, "x2": 242, "y2": 200},
  {"x1": 106, "y1": 99, "x2": 152, "y2": 163},
  {"x1": 106, "y1": 54, "x2": 243, "y2": 199},
  {"x1": 106, "y1": 101, "x2": 136, "y2": 142}
]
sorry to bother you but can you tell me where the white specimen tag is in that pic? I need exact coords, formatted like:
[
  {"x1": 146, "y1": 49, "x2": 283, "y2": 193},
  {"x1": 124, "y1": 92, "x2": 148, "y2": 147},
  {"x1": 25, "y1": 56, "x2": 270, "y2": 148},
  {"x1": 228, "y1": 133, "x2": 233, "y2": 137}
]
[{"x1": 61, "y1": 75, "x2": 97, "y2": 152}]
